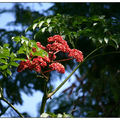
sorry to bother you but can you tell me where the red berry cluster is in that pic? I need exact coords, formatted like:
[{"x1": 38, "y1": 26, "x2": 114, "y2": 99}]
[{"x1": 17, "y1": 35, "x2": 83, "y2": 74}]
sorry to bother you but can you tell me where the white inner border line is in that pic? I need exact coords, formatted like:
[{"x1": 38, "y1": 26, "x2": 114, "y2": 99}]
[{"x1": 0, "y1": 0, "x2": 120, "y2": 3}]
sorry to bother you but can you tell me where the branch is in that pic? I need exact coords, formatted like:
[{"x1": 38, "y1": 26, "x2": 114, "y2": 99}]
[
  {"x1": 1, "y1": 97, "x2": 24, "y2": 118},
  {"x1": 0, "y1": 106, "x2": 9, "y2": 116}
]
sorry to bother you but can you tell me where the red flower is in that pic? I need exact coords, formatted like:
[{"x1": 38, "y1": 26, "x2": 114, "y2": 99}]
[
  {"x1": 68, "y1": 49, "x2": 83, "y2": 62},
  {"x1": 29, "y1": 52, "x2": 33, "y2": 58},
  {"x1": 32, "y1": 47, "x2": 36, "y2": 52},
  {"x1": 48, "y1": 35, "x2": 63, "y2": 43},
  {"x1": 43, "y1": 56, "x2": 50, "y2": 63},
  {"x1": 49, "y1": 62, "x2": 65, "y2": 73},
  {"x1": 47, "y1": 37, "x2": 54, "y2": 42},
  {"x1": 48, "y1": 52, "x2": 56, "y2": 60},
  {"x1": 17, "y1": 60, "x2": 30, "y2": 72},
  {"x1": 46, "y1": 42, "x2": 70, "y2": 53},
  {"x1": 32, "y1": 57, "x2": 47, "y2": 68},
  {"x1": 47, "y1": 35, "x2": 70, "y2": 54},
  {"x1": 36, "y1": 42, "x2": 46, "y2": 50},
  {"x1": 48, "y1": 35, "x2": 69, "y2": 46},
  {"x1": 34, "y1": 66, "x2": 41, "y2": 73}
]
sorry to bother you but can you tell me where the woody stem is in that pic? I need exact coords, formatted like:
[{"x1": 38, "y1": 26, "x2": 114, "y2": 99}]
[{"x1": 40, "y1": 78, "x2": 48, "y2": 115}]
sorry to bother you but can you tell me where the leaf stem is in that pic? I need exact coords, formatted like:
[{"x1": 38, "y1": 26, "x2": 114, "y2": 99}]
[
  {"x1": 47, "y1": 45, "x2": 103, "y2": 99},
  {"x1": 1, "y1": 97, "x2": 24, "y2": 118}
]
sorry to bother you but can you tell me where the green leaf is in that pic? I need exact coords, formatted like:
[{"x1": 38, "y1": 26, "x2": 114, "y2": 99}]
[
  {"x1": 109, "y1": 37, "x2": 119, "y2": 49},
  {"x1": 0, "y1": 65, "x2": 8, "y2": 70},
  {"x1": 0, "y1": 59, "x2": 7, "y2": 64},
  {"x1": 38, "y1": 21, "x2": 44, "y2": 28},
  {"x1": 38, "y1": 49, "x2": 48, "y2": 57},
  {"x1": 10, "y1": 52, "x2": 17, "y2": 59},
  {"x1": 25, "y1": 25, "x2": 32, "y2": 32},
  {"x1": 104, "y1": 37, "x2": 109, "y2": 44},
  {"x1": 13, "y1": 58, "x2": 26, "y2": 61},
  {"x1": 41, "y1": 27, "x2": 47, "y2": 33},
  {"x1": 1, "y1": 48, "x2": 10, "y2": 57},
  {"x1": 99, "y1": 15, "x2": 105, "y2": 19},
  {"x1": 32, "y1": 51, "x2": 44, "y2": 57},
  {"x1": 97, "y1": 38, "x2": 103, "y2": 44},
  {"x1": 17, "y1": 46, "x2": 25, "y2": 54},
  {"x1": 33, "y1": 23, "x2": 38, "y2": 30},
  {"x1": 10, "y1": 62, "x2": 19, "y2": 67},
  {"x1": 3, "y1": 44, "x2": 9, "y2": 48},
  {"x1": 47, "y1": 18, "x2": 51, "y2": 24},
  {"x1": 21, "y1": 36, "x2": 29, "y2": 45},
  {"x1": 28, "y1": 40, "x2": 37, "y2": 48},
  {"x1": 48, "y1": 27, "x2": 52, "y2": 33},
  {"x1": 6, "y1": 69, "x2": 12, "y2": 76},
  {"x1": 0, "y1": 53, "x2": 8, "y2": 59},
  {"x1": 34, "y1": 30, "x2": 41, "y2": 40},
  {"x1": 32, "y1": 48, "x2": 48, "y2": 58},
  {"x1": 12, "y1": 36, "x2": 21, "y2": 42},
  {"x1": 0, "y1": 87, "x2": 3, "y2": 98}
]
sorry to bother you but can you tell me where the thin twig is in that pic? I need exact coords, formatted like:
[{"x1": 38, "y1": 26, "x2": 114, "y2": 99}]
[
  {"x1": 55, "y1": 58, "x2": 73, "y2": 62},
  {"x1": 1, "y1": 97, "x2": 24, "y2": 118},
  {"x1": 0, "y1": 106, "x2": 9, "y2": 116}
]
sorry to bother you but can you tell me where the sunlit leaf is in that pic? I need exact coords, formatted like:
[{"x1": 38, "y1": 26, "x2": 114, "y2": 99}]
[
  {"x1": 48, "y1": 27, "x2": 52, "y2": 33},
  {"x1": 12, "y1": 36, "x2": 21, "y2": 42},
  {"x1": 39, "y1": 21, "x2": 44, "y2": 28},
  {"x1": 0, "y1": 65, "x2": 8, "y2": 70},
  {"x1": 10, "y1": 62, "x2": 19, "y2": 67},
  {"x1": 32, "y1": 23, "x2": 38, "y2": 30},
  {"x1": 41, "y1": 27, "x2": 47, "y2": 33},
  {"x1": 104, "y1": 37, "x2": 109, "y2": 44},
  {"x1": 47, "y1": 18, "x2": 51, "y2": 24}
]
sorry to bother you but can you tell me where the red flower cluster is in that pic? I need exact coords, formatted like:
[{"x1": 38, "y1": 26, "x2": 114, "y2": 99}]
[
  {"x1": 17, "y1": 56, "x2": 50, "y2": 73},
  {"x1": 47, "y1": 35, "x2": 70, "y2": 53},
  {"x1": 68, "y1": 49, "x2": 83, "y2": 62},
  {"x1": 17, "y1": 35, "x2": 83, "y2": 74},
  {"x1": 49, "y1": 62, "x2": 65, "y2": 73}
]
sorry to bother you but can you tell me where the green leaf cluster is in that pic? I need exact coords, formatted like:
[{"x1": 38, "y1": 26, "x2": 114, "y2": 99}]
[
  {"x1": 0, "y1": 44, "x2": 20, "y2": 76},
  {"x1": 12, "y1": 35, "x2": 48, "y2": 58}
]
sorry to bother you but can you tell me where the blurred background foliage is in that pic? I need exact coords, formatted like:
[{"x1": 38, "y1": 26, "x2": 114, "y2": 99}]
[{"x1": 0, "y1": 3, "x2": 120, "y2": 117}]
